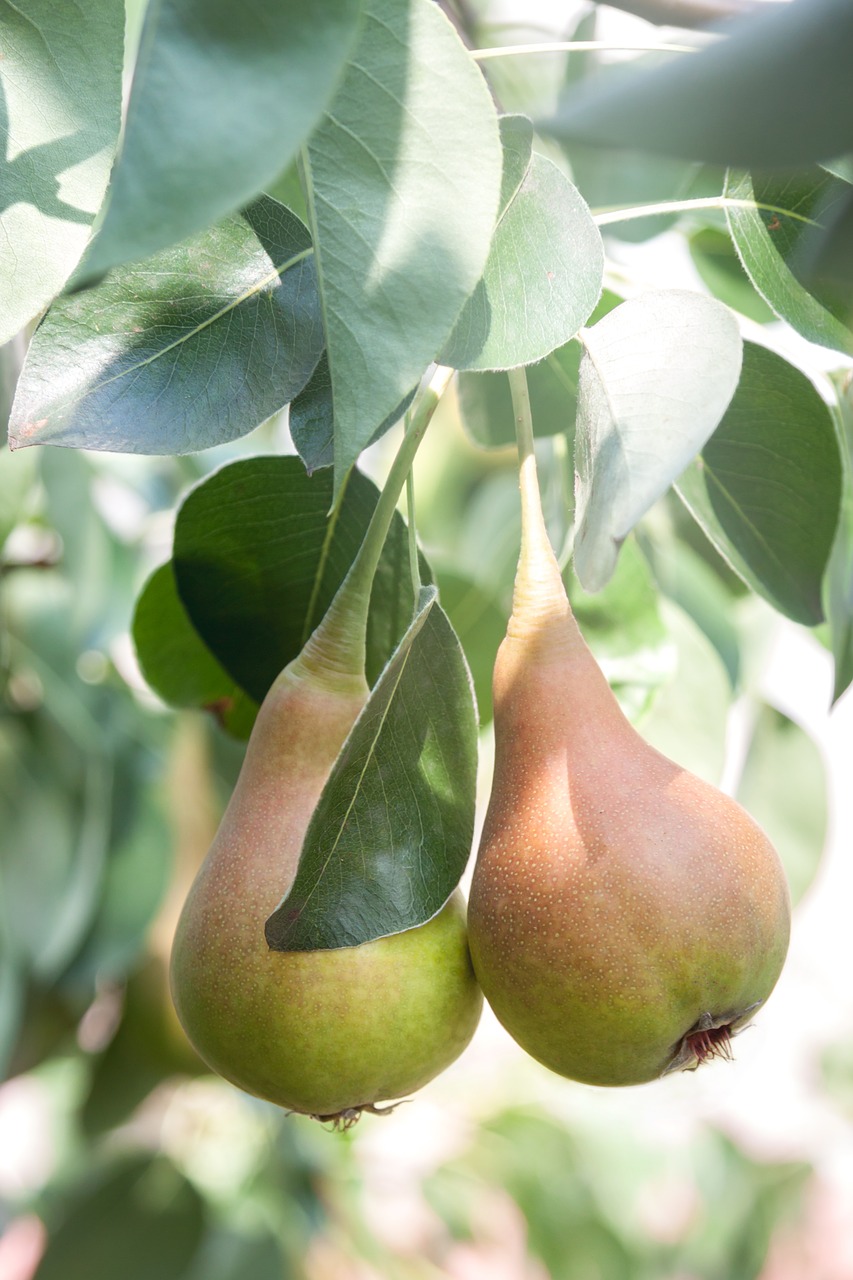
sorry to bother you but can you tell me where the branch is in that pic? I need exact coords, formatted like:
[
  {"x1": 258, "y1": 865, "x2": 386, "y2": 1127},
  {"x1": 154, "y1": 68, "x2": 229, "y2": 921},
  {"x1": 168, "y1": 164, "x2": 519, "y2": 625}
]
[{"x1": 594, "y1": 0, "x2": 782, "y2": 28}]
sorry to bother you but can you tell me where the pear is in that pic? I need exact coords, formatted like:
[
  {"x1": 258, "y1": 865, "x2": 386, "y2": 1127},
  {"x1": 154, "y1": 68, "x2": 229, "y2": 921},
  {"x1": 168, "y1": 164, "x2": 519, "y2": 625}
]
[
  {"x1": 170, "y1": 377, "x2": 482, "y2": 1121},
  {"x1": 467, "y1": 373, "x2": 790, "y2": 1086}
]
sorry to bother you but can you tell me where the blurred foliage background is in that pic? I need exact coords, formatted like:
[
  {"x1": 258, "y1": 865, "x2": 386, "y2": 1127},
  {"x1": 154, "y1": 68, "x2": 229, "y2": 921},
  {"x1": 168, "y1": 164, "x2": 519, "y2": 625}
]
[{"x1": 3, "y1": 0, "x2": 853, "y2": 1277}]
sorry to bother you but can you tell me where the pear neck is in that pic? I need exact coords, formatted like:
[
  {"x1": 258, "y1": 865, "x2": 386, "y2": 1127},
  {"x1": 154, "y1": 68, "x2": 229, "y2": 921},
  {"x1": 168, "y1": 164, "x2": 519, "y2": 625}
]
[{"x1": 288, "y1": 366, "x2": 453, "y2": 696}]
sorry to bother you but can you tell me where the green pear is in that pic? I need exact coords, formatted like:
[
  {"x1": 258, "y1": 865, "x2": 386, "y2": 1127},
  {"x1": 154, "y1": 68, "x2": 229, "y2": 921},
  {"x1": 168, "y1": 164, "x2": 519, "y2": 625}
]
[{"x1": 468, "y1": 385, "x2": 790, "y2": 1086}]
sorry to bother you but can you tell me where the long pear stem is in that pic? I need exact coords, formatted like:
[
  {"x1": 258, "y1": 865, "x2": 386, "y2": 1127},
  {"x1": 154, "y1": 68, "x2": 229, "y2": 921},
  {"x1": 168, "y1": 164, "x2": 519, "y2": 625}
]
[
  {"x1": 506, "y1": 367, "x2": 569, "y2": 631},
  {"x1": 292, "y1": 366, "x2": 453, "y2": 689}
]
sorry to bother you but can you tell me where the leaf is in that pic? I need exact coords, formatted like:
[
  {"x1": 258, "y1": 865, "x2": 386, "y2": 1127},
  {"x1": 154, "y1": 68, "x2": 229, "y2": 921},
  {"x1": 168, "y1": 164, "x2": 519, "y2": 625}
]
[
  {"x1": 688, "y1": 227, "x2": 776, "y2": 325},
  {"x1": 0, "y1": 0, "x2": 123, "y2": 343},
  {"x1": 303, "y1": 0, "x2": 503, "y2": 489},
  {"x1": 540, "y1": 0, "x2": 853, "y2": 169},
  {"x1": 173, "y1": 456, "x2": 429, "y2": 702},
  {"x1": 34, "y1": 1155, "x2": 205, "y2": 1280},
  {"x1": 133, "y1": 564, "x2": 259, "y2": 738},
  {"x1": 74, "y1": 0, "x2": 362, "y2": 285},
  {"x1": 434, "y1": 570, "x2": 507, "y2": 723},
  {"x1": 676, "y1": 342, "x2": 841, "y2": 625},
  {"x1": 456, "y1": 290, "x2": 621, "y2": 449},
  {"x1": 646, "y1": 536, "x2": 742, "y2": 689},
  {"x1": 9, "y1": 197, "x2": 323, "y2": 455},
  {"x1": 736, "y1": 704, "x2": 826, "y2": 906},
  {"x1": 823, "y1": 386, "x2": 853, "y2": 703},
  {"x1": 726, "y1": 168, "x2": 853, "y2": 355},
  {"x1": 265, "y1": 587, "x2": 477, "y2": 950},
  {"x1": 289, "y1": 352, "x2": 416, "y2": 474},
  {"x1": 440, "y1": 151, "x2": 603, "y2": 371},
  {"x1": 573, "y1": 290, "x2": 743, "y2": 592}
]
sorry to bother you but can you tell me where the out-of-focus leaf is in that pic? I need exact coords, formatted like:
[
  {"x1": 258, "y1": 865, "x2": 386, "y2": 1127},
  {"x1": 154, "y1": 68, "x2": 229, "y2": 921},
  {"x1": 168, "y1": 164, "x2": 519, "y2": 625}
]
[
  {"x1": 736, "y1": 703, "x2": 826, "y2": 906},
  {"x1": 288, "y1": 353, "x2": 416, "y2": 474},
  {"x1": 435, "y1": 570, "x2": 507, "y2": 724},
  {"x1": 0, "y1": 0, "x2": 122, "y2": 343},
  {"x1": 568, "y1": 142, "x2": 694, "y2": 243},
  {"x1": 34, "y1": 1155, "x2": 205, "y2": 1280},
  {"x1": 689, "y1": 227, "x2": 776, "y2": 324},
  {"x1": 184, "y1": 1230, "x2": 286, "y2": 1280},
  {"x1": 266, "y1": 588, "x2": 477, "y2": 950},
  {"x1": 9, "y1": 198, "x2": 322, "y2": 455},
  {"x1": 573, "y1": 290, "x2": 742, "y2": 592},
  {"x1": 645, "y1": 536, "x2": 742, "y2": 688},
  {"x1": 540, "y1": 0, "x2": 853, "y2": 169},
  {"x1": 456, "y1": 291, "x2": 621, "y2": 449},
  {"x1": 726, "y1": 168, "x2": 853, "y2": 355},
  {"x1": 823, "y1": 382, "x2": 853, "y2": 703},
  {"x1": 133, "y1": 564, "x2": 258, "y2": 738},
  {"x1": 441, "y1": 150, "x2": 603, "y2": 371},
  {"x1": 39, "y1": 451, "x2": 113, "y2": 642},
  {"x1": 676, "y1": 342, "x2": 841, "y2": 626},
  {"x1": 639, "y1": 601, "x2": 730, "y2": 785},
  {"x1": 0, "y1": 447, "x2": 38, "y2": 548},
  {"x1": 74, "y1": 0, "x2": 362, "y2": 284},
  {"x1": 303, "y1": 0, "x2": 503, "y2": 490},
  {"x1": 173, "y1": 457, "x2": 429, "y2": 702}
]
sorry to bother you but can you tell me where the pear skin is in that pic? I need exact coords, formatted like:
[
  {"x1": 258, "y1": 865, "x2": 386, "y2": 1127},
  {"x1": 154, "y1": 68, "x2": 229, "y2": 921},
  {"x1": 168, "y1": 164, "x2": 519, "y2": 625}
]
[
  {"x1": 468, "y1": 442, "x2": 790, "y2": 1086},
  {"x1": 170, "y1": 664, "x2": 482, "y2": 1118}
]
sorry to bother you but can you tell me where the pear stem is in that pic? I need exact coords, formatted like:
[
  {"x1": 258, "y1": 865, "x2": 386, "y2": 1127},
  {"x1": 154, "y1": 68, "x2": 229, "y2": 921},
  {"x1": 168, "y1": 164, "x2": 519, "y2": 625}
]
[
  {"x1": 291, "y1": 366, "x2": 454, "y2": 690},
  {"x1": 507, "y1": 367, "x2": 570, "y2": 630}
]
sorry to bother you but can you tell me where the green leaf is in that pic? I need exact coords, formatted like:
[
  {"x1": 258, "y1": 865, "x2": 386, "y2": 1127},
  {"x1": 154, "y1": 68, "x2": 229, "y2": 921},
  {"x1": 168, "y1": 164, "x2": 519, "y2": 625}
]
[
  {"x1": 456, "y1": 290, "x2": 621, "y2": 449},
  {"x1": 9, "y1": 197, "x2": 322, "y2": 455},
  {"x1": 173, "y1": 456, "x2": 429, "y2": 702},
  {"x1": 540, "y1": 0, "x2": 853, "y2": 168},
  {"x1": 645, "y1": 536, "x2": 742, "y2": 689},
  {"x1": 435, "y1": 570, "x2": 506, "y2": 724},
  {"x1": 823, "y1": 386, "x2": 853, "y2": 702},
  {"x1": 265, "y1": 587, "x2": 477, "y2": 950},
  {"x1": 74, "y1": 0, "x2": 362, "y2": 285},
  {"x1": 289, "y1": 352, "x2": 416, "y2": 474},
  {"x1": 133, "y1": 564, "x2": 259, "y2": 738},
  {"x1": 0, "y1": 0, "x2": 123, "y2": 343},
  {"x1": 34, "y1": 1155, "x2": 205, "y2": 1280},
  {"x1": 573, "y1": 290, "x2": 743, "y2": 592},
  {"x1": 303, "y1": 0, "x2": 503, "y2": 489},
  {"x1": 676, "y1": 342, "x2": 841, "y2": 625},
  {"x1": 441, "y1": 151, "x2": 603, "y2": 371},
  {"x1": 689, "y1": 227, "x2": 776, "y2": 325},
  {"x1": 567, "y1": 142, "x2": 695, "y2": 243},
  {"x1": 736, "y1": 704, "x2": 826, "y2": 906},
  {"x1": 726, "y1": 168, "x2": 853, "y2": 355}
]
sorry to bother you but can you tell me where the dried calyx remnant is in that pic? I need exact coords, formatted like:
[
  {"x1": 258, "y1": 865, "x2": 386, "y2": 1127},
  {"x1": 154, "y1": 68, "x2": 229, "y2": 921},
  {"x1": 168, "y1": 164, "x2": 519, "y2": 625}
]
[{"x1": 665, "y1": 1004, "x2": 762, "y2": 1074}]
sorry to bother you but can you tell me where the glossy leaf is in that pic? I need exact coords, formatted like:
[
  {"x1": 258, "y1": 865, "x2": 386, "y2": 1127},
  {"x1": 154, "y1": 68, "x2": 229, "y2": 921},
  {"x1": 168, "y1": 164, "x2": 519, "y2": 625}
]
[
  {"x1": 737, "y1": 704, "x2": 826, "y2": 906},
  {"x1": 726, "y1": 168, "x2": 853, "y2": 355},
  {"x1": 541, "y1": 0, "x2": 853, "y2": 169},
  {"x1": 456, "y1": 290, "x2": 621, "y2": 448},
  {"x1": 441, "y1": 151, "x2": 603, "y2": 371},
  {"x1": 676, "y1": 342, "x2": 841, "y2": 625},
  {"x1": 573, "y1": 290, "x2": 742, "y2": 592},
  {"x1": 133, "y1": 564, "x2": 259, "y2": 738},
  {"x1": 9, "y1": 197, "x2": 322, "y2": 455},
  {"x1": 289, "y1": 352, "x2": 416, "y2": 474},
  {"x1": 0, "y1": 0, "x2": 122, "y2": 343},
  {"x1": 266, "y1": 587, "x2": 477, "y2": 950},
  {"x1": 173, "y1": 456, "x2": 429, "y2": 702},
  {"x1": 74, "y1": 0, "x2": 361, "y2": 286},
  {"x1": 303, "y1": 0, "x2": 503, "y2": 488}
]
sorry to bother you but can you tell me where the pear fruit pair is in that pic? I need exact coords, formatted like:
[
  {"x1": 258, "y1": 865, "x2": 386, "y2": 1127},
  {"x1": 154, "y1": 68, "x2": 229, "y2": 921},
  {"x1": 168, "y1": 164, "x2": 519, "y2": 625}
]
[
  {"x1": 468, "y1": 374, "x2": 791, "y2": 1086},
  {"x1": 170, "y1": 391, "x2": 481, "y2": 1122}
]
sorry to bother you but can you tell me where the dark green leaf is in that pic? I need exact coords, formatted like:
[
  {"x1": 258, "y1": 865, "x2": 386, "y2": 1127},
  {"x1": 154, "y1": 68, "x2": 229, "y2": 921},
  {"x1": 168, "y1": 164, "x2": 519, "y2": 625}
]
[
  {"x1": 737, "y1": 704, "x2": 826, "y2": 906},
  {"x1": 9, "y1": 197, "x2": 322, "y2": 455},
  {"x1": 726, "y1": 168, "x2": 853, "y2": 354},
  {"x1": 133, "y1": 564, "x2": 259, "y2": 738},
  {"x1": 74, "y1": 0, "x2": 362, "y2": 285},
  {"x1": 574, "y1": 290, "x2": 742, "y2": 592},
  {"x1": 456, "y1": 290, "x2": 621, "y2": 448},
  {"x1": 441, "y1": 152, "x2": 603, "y2": 371},
  {"x1": 266, "y1": 586, "x2": 477, "y2": 950},
  {"x1": 0, "y1": 0, "x2": 122, "y2": 342},
  {"x1": 540, "y1": 0, "x2": 853, "y2": 168},
  {"x1": 289, "y1": 352, "x2": 416, "y2": 474},
  {"x1": 689, "y1": 227, "x2": 776, "y2": 325},
  {"x1": 34, "y1": 1155, "x2": 205, "y2": 1280},
  {"x1": 823, "y1": 383, "x2": 853, "y2": 703},
  {"x1": 173, "y1": 456, "x2": 429, "y2": 702},
  {"x1": 303, "y1": 0, "x2": 503, "y2": 489},
  {"x1": 435, "y1": 570, "x2": 506, "y2": 724},
  {"x1": 676, "y1": 342, "x2": 841, "y2": 625}
]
